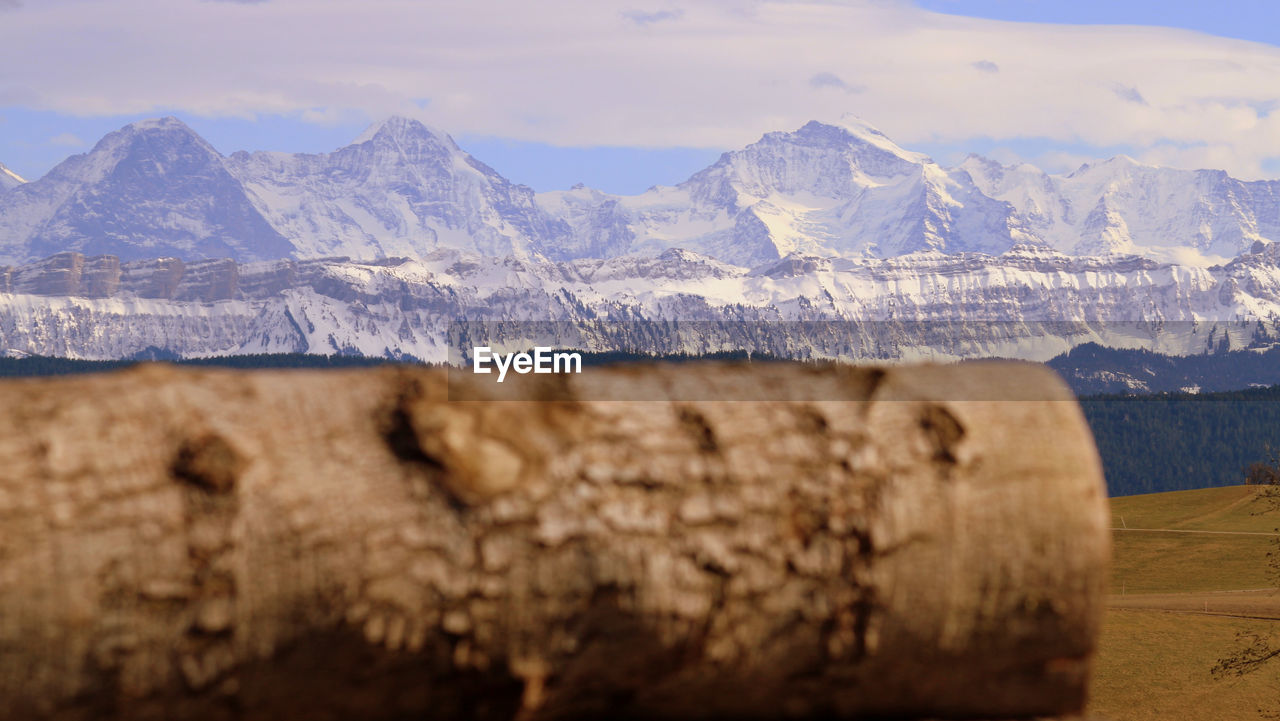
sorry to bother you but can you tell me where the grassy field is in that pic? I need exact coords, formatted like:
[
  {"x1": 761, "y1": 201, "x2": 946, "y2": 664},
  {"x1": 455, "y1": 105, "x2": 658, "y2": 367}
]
[
  {"x1": 1089, "y1": 485, "x2": 1280, "y2": 720},
  {"x1": 1091, "y1": 610, "x2": 1280, "y2": 721},
  {"x1": 1110, "y1": 485, "x2": 1280, "y2": 533},
  {"x1": 1110, "y1": 531, "x2": 1274, "y2": 594}
]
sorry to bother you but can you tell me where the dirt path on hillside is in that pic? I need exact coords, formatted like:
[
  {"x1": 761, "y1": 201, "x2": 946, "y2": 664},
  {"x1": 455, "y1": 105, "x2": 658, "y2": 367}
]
[{"x1": 1174, "y1": 488, "x2": 1262, "y2": 528}]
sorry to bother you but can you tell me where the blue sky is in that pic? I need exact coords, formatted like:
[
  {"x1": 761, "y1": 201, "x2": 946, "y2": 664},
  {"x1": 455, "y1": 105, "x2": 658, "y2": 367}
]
[
  {"x1": 915, "y1": 1, "x2": 1280, "y2": 46},
  {"x1": 1, "y1": 0, "x2": 1278, "y2": 193},
  {"x1": 0, "y1": 108, "x2": 727, "y2": 195}
]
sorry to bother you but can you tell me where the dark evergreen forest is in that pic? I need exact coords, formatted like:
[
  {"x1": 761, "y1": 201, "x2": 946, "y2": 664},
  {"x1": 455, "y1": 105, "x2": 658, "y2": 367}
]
[
  {"x1": 1077, "y1": 391, "x2": 1280, "y2": 496},
  {"x1": 0, "y1": 353, "x2": 399, "y2": 377}
]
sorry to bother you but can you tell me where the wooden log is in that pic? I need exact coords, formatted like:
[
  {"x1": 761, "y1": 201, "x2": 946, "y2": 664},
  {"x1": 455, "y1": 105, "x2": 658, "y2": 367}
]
[{"x1": 0, "y1": 362, "x2": 1109, "y2": 720}]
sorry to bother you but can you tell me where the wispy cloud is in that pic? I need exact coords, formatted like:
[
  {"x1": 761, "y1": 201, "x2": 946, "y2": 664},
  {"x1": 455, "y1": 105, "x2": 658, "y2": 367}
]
[
  {"x1": 809, "y1": 72, "x2": 865, "y2": 93},
  {"x1": 1112, "y1": 84, "x2": 1148, "y2": 105},
  {"x1": 622, "y1": 8, "x2": 683, "y2": 26},
  {"x1": 0, "y1": 0, "x2": 22, "y2": 10},
  {"x1": 0, "y1": 0, "x2": 1276, "y2": 177}
]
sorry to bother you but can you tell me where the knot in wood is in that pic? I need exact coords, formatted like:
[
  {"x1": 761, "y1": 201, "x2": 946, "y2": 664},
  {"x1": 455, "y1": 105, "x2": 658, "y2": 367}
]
[{"x1": 173, "y1": 433, "x2": 243, "y2": 494}]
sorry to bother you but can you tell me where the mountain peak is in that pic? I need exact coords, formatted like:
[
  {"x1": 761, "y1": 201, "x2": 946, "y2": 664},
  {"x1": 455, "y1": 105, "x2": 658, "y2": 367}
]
[
  {"x1": 960, "y1": 153, "x2": 1002, "y2": 169},
  {"x1": 833, "y1": 113, "x2": 888, "y2": 138},
  {"x1": 1067, "y1": 154, "x2": 1147, "y2": 180},
  {"x1": 737, "y1": 116, "x2": 934, "y2": 178},
  {"x1": 1093, "y1": 154, "x2": 1143, "y2": 171},
  {"x1": 352, "y1": 116, "x2": 457, "y2": 150},
  {"x1": 776, "y1": 117, "x2": 932, "y2": 168},
  {"x1": 957, "y1": 153, "x2": 1007, "y2": 188},
  {"x1": 823, "y1": 114, "x2": 932, "y2": 164},
  {"x1": 124, "y1": 116, "x2": 194, "y2": 133},
  {"x1": 87, "y1": 116, "x2": 220, "y2": 161}
]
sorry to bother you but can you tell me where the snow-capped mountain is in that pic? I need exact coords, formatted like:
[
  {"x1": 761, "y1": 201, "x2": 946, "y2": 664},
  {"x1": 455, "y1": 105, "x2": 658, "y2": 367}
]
[
  {"x1": 2, "y1": 115, "x2": 1278, "y2": 270},
  {"x1": 225, "y1": 117, "x2": 572, "y2": 261},
  {"x1": 543, "y1": 116, "x2": 1034, "y2": 266},
  {"x1": 960, "y1": 154, "x2": 1280, "y2": 265},
  {"x1": 0, "y1": 162, "x2": 25, "y2": 191},
  {"x1": 0, "y1": 117, "x2": 572, "y2": 266},
  {"x1": 0, "y1": 118, "x2": 294, "y2": 264},
  {"x1": 3, "y1": 245, "x2": 1279, "y2": 362}
]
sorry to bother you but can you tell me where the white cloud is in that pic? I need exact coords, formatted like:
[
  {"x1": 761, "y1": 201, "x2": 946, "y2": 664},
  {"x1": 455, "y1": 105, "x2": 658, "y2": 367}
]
[
  {"x1": 1138, "y1": 142, "x2": 1274, "y2": 177},
  {"x1": 0, "y1": 0, "x2": 1278, "y2": 177}
]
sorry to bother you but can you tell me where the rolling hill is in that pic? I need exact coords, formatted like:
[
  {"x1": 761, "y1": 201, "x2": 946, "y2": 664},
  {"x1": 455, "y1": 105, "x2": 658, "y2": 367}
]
[{"x1": 1091, "y1": 485, "x2": 1280, "y2": 721}]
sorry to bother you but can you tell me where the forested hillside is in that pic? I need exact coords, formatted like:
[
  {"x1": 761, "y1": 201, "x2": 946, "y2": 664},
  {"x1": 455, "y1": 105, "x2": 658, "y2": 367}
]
[
  {"x1": 1048, "y1": 342, "x2": 1280, "y2": 395},
  {"x1": 1079, "y1": 389, "x2": 1280, "y2": 495}
]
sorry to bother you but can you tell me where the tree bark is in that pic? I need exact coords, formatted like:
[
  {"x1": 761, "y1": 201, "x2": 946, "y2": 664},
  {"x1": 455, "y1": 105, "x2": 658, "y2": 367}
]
[{"x1": 0, "y1": 361, "x2": 1109, "y2": 720}]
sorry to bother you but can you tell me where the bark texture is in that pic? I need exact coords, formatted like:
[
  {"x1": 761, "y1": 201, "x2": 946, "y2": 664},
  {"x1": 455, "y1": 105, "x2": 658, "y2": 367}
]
[{"x1": 0, "y1": 362, "x2": 1110, "y2": 720}]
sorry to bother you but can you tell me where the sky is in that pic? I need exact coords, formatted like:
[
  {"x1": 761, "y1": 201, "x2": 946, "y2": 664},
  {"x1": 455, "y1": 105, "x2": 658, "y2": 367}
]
[{"x1": 1, "y1": 0, "x2": 1278, "y2": 194}]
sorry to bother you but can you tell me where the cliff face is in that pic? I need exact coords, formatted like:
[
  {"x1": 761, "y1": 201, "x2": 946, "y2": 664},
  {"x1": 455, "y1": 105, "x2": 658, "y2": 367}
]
[{"x1": 0, "y1": 245, "x2": 1275, "y2": 362}]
